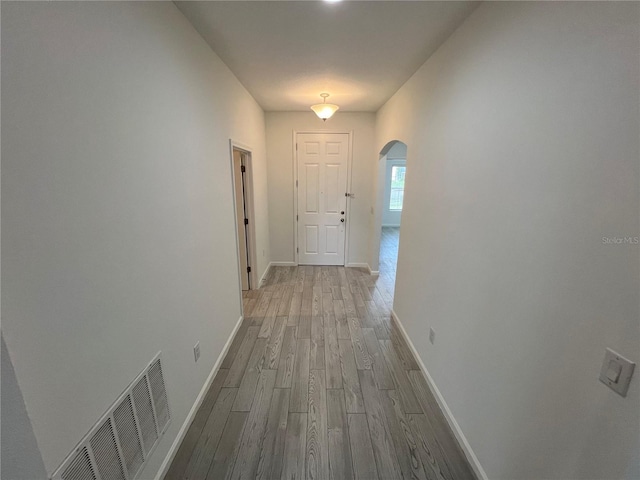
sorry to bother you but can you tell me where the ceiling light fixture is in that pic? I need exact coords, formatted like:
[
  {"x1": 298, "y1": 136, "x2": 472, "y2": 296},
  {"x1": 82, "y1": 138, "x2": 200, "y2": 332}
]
[{"x1": 310, "y1": 93, "x2": 339, "y2": 121}]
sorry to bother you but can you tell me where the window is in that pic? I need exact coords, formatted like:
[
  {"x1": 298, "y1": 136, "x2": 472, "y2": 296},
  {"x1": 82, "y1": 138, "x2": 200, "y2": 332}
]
[{"x1": 389, "y1": 165, "x2": 405, "y2": 210}]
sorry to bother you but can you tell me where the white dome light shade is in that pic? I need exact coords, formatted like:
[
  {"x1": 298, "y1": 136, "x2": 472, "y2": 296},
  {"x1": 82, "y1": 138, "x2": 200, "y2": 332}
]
[
  {"x1": 310, "y1": 93, "x2": 339, "y2": 121},
  {"x1": 311, "y1": 103, "x2": 339, "y2": 120}
]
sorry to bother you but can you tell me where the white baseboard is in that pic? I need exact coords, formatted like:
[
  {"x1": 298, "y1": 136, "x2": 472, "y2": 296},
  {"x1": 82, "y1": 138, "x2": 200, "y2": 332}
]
[
  {"x1": 258, "y1": 262, "x2": 298, "y2": 287},
  {"x1": 259, "y1": 263, "x2": 272, "y2": 288},
  {"x1": 346, "y1": 263, "x2": 377, "y2": 276},
  {"x1": 155, "y1": 315, "x2": 245, "y2": 480},
  {"x1": 366, "y1": 263, "x2": 379, "y2": 276},
  {"x1": 345, "y1": 262, "x2": 370, "y2": 269},
  {"x1": 390, "y1": 310, "x2": 488, "y2": 480},
  {"x1": 265, "y1": 262, "x2": 377, "y2": 274}
]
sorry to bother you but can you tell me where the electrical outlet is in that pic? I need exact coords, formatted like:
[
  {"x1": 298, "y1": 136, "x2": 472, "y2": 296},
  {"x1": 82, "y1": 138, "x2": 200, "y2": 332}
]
[
  {"x1": 429, "y1": 328, "x2": 436, "y2": 345},
  {"x1": 193, "y1": 342, "x2": 200, "y2": 363}
]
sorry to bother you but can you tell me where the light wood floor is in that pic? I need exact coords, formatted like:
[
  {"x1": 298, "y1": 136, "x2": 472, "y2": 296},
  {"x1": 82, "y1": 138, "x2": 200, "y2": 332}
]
[
  {"x1": 166, "y1": 261, "x2": 476, "y2": 479},
  {"x1": 379, "y1": 226, "x2": 400, "y2": 295}
]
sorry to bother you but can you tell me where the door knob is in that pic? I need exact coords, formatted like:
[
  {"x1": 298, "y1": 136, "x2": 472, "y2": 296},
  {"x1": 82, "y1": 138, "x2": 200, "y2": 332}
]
[{"x1": 341, "y1": 218, "x2": 345, "y2": 223}]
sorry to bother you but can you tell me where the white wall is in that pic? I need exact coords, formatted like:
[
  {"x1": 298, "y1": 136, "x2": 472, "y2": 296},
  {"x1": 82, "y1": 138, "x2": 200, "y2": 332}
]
[
  {"x1": 2, "y1": 2, "x2": 269, "y2": 477},
  {"x1": 376, "y1": 2, "x2": 639, "y2": 479},
  {"x1": 266, "y1": 112, "x2": 375, "y2": 267}
]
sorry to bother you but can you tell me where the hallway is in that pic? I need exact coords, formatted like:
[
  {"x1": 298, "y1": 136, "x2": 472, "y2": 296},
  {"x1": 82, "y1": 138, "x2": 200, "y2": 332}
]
[
  {"x1": 166, "y1": 266, "x2": 475, "y2": 480},
  {"x1": 379, "y1": 226, "x2": 400, "y2": 295}
]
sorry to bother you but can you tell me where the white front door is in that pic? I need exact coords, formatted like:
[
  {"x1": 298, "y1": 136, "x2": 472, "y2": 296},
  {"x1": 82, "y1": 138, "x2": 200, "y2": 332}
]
[{"x1": 297, "y1": 133, "x2": 349, "y2": 265}]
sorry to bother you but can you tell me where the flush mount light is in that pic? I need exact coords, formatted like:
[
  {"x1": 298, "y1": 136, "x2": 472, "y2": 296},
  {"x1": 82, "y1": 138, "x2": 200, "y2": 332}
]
[{"x1": 310, "y1": 93, "x2": 339, "y2": 121}]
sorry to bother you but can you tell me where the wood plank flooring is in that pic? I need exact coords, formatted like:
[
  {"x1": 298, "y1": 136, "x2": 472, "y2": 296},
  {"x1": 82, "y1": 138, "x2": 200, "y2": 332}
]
[{"x1": 166, "y1": 241, "x2": 476, "y2": 480}]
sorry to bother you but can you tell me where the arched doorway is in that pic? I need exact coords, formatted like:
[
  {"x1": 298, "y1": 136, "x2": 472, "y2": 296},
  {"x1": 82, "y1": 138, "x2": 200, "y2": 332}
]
[{"x1": 371, "y1": 140, "x2": 407, "y2": 295}]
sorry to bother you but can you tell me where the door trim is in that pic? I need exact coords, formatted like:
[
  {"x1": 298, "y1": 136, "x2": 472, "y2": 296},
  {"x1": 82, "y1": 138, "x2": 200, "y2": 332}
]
[
  {"x1": 229, "y1": 140, "x2": 257, "y2": 311},
  {"x1": 293, "y1": 130, "x2": 353, "y2": 266}
]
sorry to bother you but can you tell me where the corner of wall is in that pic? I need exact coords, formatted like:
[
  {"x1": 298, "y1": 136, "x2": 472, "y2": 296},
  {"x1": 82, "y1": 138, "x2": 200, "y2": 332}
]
[
  {"x1": 153, "y1": 314, "x2": 245, "y2": 480},
  {"x1": 1, "y1": 334, "x2": 48, "y2": 480},
  {"x1": 259, "y1": 262, "x2": 272, "y2": 288}
]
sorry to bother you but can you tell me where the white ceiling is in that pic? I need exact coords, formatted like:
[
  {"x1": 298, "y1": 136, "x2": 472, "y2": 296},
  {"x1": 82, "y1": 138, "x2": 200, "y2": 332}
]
[{"x1": 176, "y1": 1, "x2": 479, "y2": 112}]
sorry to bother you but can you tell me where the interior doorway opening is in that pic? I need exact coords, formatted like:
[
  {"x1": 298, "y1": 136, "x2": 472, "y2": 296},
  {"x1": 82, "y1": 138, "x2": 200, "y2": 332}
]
[
  {"x1": 371, "y1": 140, "x2": 407, "y2": 294},
  {"x1": 231, "y1": 144, "x2": 257, "y2": 293}
]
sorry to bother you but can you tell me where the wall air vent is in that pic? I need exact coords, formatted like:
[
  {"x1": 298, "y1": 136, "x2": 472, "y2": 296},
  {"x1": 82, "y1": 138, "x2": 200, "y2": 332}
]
[
  {"x1": 53, "y1": 353, "x2": 171, "y2": 480},
  {"x1": 60, "y1": 447, "x2": 96, "y2": 480}
]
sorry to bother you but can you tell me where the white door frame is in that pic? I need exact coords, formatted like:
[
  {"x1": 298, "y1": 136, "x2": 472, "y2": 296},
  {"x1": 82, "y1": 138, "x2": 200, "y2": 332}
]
[
  {"x1": 293, "y1": 130, "x2": 354, "y2": 266},
  {"x1": 229, "y1": 140, "x2": 258, "y2": 309}
]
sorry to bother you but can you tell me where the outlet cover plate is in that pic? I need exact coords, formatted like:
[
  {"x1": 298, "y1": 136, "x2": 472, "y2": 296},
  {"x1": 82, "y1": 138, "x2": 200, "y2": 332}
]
[
  {"x1": 599, "y1": 348, "x2": 635, "y2": 397},
  {"x1": 194, "y1": 342, "x2": 201, "y2": 363}
]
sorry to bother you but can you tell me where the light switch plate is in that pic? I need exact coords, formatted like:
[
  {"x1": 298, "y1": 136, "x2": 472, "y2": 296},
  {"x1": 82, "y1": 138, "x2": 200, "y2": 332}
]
[
  {"x1": 599, "y1": 348, "x2": 635, "y2": 397},
  {"x1": 194, "y1": 341, "x2": 201, "y2": 363}
]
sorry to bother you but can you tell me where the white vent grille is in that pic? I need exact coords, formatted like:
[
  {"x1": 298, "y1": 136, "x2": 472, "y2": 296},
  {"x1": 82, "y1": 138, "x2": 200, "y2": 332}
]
[
  {"x1": 61, "y1": 447, "x2": 96, "y2": 480},
  {"x1": 132, "y1": 377, "x2": 158, "y2": 455},
  {"x1": 148, "y1": 359, "x2": 170, "y2": 432},
  {"x1": 90, "y1": 418, "x2": 127, "y2": 480},
  {"x1": 113, "y1": 395, "x2": 144, "y2": 477},
  {"x1": 52, "y1": 353, "x2": 171, "y2": 480}
]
